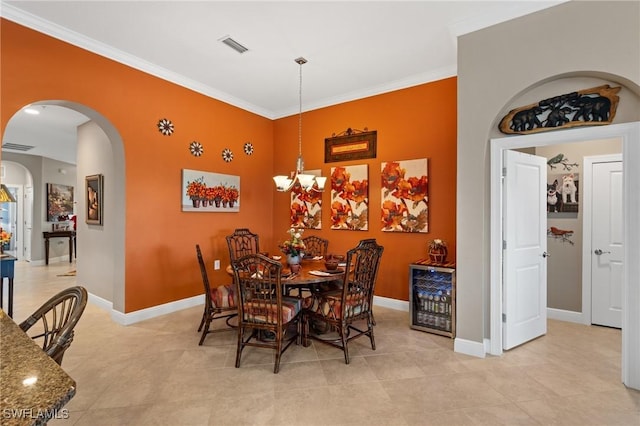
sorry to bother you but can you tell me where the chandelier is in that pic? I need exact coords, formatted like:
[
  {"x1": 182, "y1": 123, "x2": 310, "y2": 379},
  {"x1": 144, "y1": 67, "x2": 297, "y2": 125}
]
[{"x1": 273, "y1": 57, "x2": 327, "y2": 192}]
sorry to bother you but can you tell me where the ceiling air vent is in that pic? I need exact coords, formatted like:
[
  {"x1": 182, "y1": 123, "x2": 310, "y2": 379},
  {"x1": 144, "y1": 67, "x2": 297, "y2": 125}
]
[
  {"x1": 220, "y1": 36, "x2": 249, "y2": 54},
  {"x1": 2, "y1": 142, "x2": 35, "y2": 151}
]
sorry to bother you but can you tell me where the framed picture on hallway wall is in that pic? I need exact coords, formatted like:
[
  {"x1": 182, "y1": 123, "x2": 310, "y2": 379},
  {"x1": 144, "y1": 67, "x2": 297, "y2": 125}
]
[
  {"x1": 46, "y1": 183, "x2": 74, "y2": 222},
  {"x1": 86, "y1": 174, "x2": 104, "y2": 225}
]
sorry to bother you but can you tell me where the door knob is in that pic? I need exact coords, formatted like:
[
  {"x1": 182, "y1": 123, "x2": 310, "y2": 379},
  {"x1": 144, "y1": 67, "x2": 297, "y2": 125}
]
[
  {"x1": 594, "y1": 249, "x2": 611, "y2": 255},
  {"x1": 542, "y1": 252, "x2": 550, "y2": 258}
]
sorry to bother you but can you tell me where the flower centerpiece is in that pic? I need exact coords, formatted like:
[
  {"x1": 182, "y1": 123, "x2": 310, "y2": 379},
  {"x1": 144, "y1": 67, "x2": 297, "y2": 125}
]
[
  {"x1": 280, "y1": 228, "x2": 306, "y2": 266},
  {"x1": 0, "y1": 228, "x2": 12, "y2": 254},
  {"x1": 428, "y1": 238, "x2": 448, "y2": 264}
]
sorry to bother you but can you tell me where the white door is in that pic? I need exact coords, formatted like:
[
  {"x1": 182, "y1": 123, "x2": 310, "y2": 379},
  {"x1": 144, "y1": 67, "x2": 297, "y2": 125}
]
[
  {"x1": 591, "y1": 160, "x2": 623, "y2": 328},
  {"x1": 503, "y1": 150, "x2": 547, "y2": 350},
  {"x1": 24, "y1": 186, "x2": 33, "y2": 262}
]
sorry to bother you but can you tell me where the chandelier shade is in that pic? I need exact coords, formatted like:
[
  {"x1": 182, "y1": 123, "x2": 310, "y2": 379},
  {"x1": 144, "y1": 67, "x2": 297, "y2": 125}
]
[{"x1": 273, "y1": 57, "x2": 325, "y2": 193}]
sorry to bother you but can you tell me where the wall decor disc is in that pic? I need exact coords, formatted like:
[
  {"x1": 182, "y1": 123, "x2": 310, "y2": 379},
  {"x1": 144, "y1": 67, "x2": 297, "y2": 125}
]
[
  {"x1": 243, "y1": 142, "x2": 254, "y2": 155},
  {"x1": 222, "y1": 148, "x2": 234, "y2": 162},
  {"x1": 157, "y1": 118, "x2": 174, "y2": 136},
  {"x1": 189, "y1": 141, "x2": 203, "y2": 157}
]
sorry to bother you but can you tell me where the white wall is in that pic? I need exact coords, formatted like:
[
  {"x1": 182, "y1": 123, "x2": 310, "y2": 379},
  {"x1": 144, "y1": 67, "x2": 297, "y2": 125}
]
[{"x1": 76, "y1": 121, "x2": 115, "y2": 303}]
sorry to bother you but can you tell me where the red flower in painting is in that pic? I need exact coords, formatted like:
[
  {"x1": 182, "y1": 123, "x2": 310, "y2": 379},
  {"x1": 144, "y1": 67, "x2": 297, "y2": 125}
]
[
  {"x1": 381, "y1": 200, "x2": 407, "y2": 229},
  {"x1": 290, "y1": 202, "x2": 308, "y2": 226},
  {"x1": 331, "y1": 167, "x2": 350, "y2": 193},
  {"x1": 407, "y1": 176, "x2": 428, "y2": 200},
  {"x1": 391, "y1": 175, "x2": 428, "y2": 202},
  {"x1": 381, "y1": 162, "x2": 405, "y2": 191},
  {"x1": 225, "y1": 186, "x2": 239, "y2": 202},
  {"x1": 330, "y1": 200, "x2": 352, "y2": 227},
  {"x1": 186, "y1": 177, "x2": 207, "y2": 200},
  {"x1": 294, "y1": 183, "x2": 322, "y2": 205},
  {"x1": 341, "y1": 179, "x2": 368, "y2": 203}
]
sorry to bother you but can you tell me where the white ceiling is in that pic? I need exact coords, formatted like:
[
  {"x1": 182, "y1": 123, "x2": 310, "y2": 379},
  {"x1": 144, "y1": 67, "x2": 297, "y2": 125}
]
[{"x1": 0, "y1": 0, "x2": 565, "y2": 165}]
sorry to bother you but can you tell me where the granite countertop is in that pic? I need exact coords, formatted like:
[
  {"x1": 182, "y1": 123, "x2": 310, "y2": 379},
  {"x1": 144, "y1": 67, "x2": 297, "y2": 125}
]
[{"x1": 0, "y1": 309, "x2": 76, "y2": 425}]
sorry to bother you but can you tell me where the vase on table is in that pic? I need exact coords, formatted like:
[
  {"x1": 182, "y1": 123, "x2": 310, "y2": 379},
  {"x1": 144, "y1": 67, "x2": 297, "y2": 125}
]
[{"x1": 286, "y1": 254, "x2": 301, "y2": 273}]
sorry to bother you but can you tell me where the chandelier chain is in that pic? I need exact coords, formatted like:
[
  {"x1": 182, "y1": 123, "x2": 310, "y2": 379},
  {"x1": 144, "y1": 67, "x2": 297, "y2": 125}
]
[{"x1": 298, "y1": 61, "x2": 303, "y2": 159}]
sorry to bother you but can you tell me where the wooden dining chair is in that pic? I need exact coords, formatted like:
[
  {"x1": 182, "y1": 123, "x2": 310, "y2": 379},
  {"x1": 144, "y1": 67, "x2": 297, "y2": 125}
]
[
  {"x1": 301, "y1": 235, "x2": 329, "y2": 258},
  {"x1": 226, "y1": 228, "x2": 260, "y2": 263},
  {"x1": 196, "y1": 244, "x2": 237, "y2": 345},
  {"x1": 302, "y1": 239, "x2": 384, "y2": 364},
  {"x1": 19, "y1": 286, "x2": 88, "y2": 365},
  {"x1": 231, "y1": 253, "x2": 302, "y2": 373}
]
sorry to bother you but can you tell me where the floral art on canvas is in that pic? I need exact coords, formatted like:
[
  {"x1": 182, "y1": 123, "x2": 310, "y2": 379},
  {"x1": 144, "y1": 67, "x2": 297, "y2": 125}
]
[
  {"x1": 330, "y1": 165, "x2": 368, "y2": 231},
  {"x1": 381, "y1": 158, "x2": 428, "y2": 233}
]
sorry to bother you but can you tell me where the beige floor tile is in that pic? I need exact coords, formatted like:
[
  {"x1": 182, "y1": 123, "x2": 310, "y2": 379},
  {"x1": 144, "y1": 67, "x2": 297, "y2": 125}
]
[{"x1": 4, "y1": 260, "x2": 638, "y2": 425}]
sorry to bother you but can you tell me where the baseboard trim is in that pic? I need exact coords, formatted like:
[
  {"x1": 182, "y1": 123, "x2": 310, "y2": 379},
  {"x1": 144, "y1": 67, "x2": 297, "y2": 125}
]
[
  {"x1": 88, "y1": 292, "x2": 205, "y2": 325},
  {"x1": 93, "y1": 293, "x2": 407, "y2": 326},
  {"x1": 373, "y1": 295, "x2": 409, "y2": 311},
  {"x1": 547, "y1": 307, "x2": 584, "y2": 324},
  {"x1": 454, "y1": 337, "x2": 486, "y2": 358}
]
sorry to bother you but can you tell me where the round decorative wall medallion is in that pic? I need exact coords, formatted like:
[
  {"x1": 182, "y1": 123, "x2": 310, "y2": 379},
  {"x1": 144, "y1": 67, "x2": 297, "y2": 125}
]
[
  {"x1": 189, "y1": 141, "x2": 203, "y2": 157},
  {"x1": 243, "y1": 142, "x2": 254, "y2": 155},
  {"x1": 157, "y1": 118, "x2": 174, "y2": 136},
  {"x1": 222, "y1": 148, "x2": 234, "y2": 162}
]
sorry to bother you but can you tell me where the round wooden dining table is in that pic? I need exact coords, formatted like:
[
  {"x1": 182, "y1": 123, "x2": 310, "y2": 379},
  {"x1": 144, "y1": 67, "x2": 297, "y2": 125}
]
[{"x1": 225, "y1": 258, "x2": 344, "y2": 290}]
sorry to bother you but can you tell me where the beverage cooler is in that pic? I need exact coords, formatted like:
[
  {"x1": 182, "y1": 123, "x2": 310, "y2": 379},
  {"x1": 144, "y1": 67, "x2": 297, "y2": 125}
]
[{"x1": 409, "y1": 260, "x2": 456, "y2": 338}]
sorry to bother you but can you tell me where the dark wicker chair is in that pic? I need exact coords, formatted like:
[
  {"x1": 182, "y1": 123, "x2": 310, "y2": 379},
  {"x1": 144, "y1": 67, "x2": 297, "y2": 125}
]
[
  {"x1": 196, "y1": 244, "x2": 237, "y2": 345},
  {"x1": 226, "y1": 228, "x2": 260, "y2": 263},
  {"x1": 303, "y1": 239, "x2": 384, "y2": 364},
  {"x1": 19, "y1": 286, "x2": 88, "y2": 365},
  {"x1": 231, "y1": 254, "x2": 302, "y2": 374},
  {"x1": 301, "y1": 235, "x2": 329, "y2": 258}
]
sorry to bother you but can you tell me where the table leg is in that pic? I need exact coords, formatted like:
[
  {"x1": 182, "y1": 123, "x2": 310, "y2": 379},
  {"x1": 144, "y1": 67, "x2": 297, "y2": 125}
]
[
  {"x1": 0, "y1": 278, "x2": 3, "y2": 313},
  {"x1": 7, "y1": 278, "x2": 13, "y2": 318},
  {"x1": 68, "y1": 236, "x2": 73, "y2": 263},
  {"x1": 45, "y1": 237, "x2": 50, "y2": 265}
]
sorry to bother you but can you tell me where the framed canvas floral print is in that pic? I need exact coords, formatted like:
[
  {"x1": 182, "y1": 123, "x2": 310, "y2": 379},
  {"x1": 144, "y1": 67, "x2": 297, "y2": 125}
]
[
  {"x1": 381, "y1": 158, "x2": 428, "y2": 233},
  {"x1": 330, "y1": 164, "x2": 368, "y2": 230},
  {"x1": 290, "y1": 169, "x2": 322, "y2": 229},
  {"x1": 182, "y1": 169, "x2": 240, "y2": 212}
]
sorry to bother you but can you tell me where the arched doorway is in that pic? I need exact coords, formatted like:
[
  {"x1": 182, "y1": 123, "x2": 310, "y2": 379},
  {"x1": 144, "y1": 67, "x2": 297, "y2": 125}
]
[{"x1": 1, "y1": 100, "x2": 127, "y2": 316}]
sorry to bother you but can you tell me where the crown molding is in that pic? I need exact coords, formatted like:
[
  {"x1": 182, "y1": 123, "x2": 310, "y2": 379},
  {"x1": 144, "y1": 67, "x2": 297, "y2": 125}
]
[{"x1": 0, "y1": 2, "x2": 275, "y2": 119}]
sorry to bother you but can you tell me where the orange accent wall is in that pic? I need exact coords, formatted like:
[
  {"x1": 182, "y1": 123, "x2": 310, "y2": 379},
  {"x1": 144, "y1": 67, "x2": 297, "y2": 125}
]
[
  {"x1": 1, "y1": 19, "x2": 275, "y2": 311},
  {"x1": 273, "y1": 80, "x2": 457, "y2": 301},
  {"x1": 2, "y1": 18, "x2": 457, "y2": 310}
]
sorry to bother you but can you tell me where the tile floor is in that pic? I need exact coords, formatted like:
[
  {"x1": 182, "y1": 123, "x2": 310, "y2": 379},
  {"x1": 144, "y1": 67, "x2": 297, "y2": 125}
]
[{"x1": 6, "y1": 260, "x2": 640, "y2": 425}]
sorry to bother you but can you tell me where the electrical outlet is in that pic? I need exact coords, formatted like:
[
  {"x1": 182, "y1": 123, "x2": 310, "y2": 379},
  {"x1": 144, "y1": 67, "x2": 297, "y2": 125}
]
[{"x1": 214, "y1": 260, "x2": 220, "y2": 270}]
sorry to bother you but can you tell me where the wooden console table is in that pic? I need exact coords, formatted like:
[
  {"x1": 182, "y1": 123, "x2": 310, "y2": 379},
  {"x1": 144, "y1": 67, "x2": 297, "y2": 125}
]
[{"x1": 42, "y1": 231, "x2": 76, "y2": 265}]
